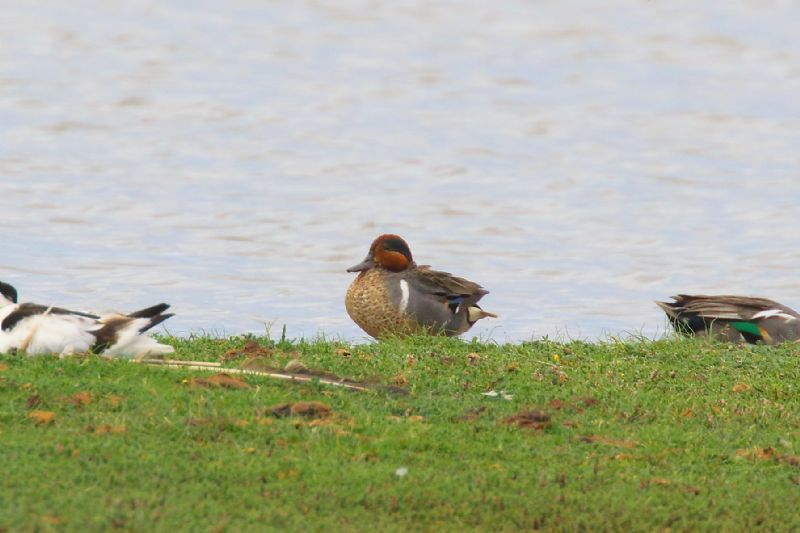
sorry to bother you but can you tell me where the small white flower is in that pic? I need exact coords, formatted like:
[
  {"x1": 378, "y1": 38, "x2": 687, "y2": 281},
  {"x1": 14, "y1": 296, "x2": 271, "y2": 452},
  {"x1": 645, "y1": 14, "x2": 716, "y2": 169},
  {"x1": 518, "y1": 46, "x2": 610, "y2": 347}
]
[
  {"x1": 395, "y1": 467, "x2": 409, "y2": 478},
  {"x1": 481, "y1": 390, "x2": 513, "y2": 400}
]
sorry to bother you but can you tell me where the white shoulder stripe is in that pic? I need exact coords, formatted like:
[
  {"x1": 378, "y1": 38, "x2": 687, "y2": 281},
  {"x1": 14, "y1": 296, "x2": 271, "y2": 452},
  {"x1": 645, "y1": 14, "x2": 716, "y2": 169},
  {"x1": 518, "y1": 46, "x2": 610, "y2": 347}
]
[
  {"x1": 398, "y1": 280, "x2": 410, "y2": 314},
  {"x1": 752, "y1": 309, "x2": 797, "y2": 322}
]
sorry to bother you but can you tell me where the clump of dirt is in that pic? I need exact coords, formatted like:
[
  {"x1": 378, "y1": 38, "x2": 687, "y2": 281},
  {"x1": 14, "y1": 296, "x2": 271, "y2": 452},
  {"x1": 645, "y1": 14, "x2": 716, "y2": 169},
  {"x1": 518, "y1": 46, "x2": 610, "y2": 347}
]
[
  {"x1": 266, "y1": 401, "x2": 332, "y2": 419},
  {"x1": 503, "y1": 410, "x2": 552, "y2": 430},
  {"x1": 187, "y1": 373, "x2": 251, "y2": 389},
  {"x1": 223, "y1": 341, "x2": 274, "y2": 361}
]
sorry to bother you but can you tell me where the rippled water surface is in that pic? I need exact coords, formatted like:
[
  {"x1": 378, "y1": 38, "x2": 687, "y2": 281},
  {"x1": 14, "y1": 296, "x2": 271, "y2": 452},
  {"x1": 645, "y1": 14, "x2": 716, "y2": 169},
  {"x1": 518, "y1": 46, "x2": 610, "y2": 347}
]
[{"x1": 2, "y1": 1, "x2": 799, "y2": 342}]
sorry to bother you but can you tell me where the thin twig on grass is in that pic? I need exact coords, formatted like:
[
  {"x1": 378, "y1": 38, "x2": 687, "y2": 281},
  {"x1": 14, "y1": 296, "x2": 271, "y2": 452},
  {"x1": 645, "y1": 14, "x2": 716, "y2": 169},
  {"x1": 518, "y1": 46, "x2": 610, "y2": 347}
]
[{"x1": 137, "y1": 359, "x2": 370, "y2": 392}]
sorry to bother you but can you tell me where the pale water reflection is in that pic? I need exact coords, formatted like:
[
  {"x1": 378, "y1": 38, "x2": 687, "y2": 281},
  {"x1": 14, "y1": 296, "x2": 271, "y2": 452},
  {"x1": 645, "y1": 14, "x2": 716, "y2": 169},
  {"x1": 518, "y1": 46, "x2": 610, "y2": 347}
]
[{"x1": 1, "y1": 1, "x2": 799, "y2": 342}]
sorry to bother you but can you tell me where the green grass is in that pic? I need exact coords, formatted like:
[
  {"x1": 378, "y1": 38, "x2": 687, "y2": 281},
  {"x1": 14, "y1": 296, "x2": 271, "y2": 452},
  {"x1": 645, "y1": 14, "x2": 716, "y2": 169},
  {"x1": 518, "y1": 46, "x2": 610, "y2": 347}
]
[{"x1": 2, "y1": 335, "x2": 800, "y2": 532}]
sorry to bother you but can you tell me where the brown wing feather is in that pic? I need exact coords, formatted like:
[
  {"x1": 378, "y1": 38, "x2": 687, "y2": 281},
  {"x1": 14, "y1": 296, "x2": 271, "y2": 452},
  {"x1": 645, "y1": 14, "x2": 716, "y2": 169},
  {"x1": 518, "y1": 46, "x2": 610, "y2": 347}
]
[
  {"x1": 665, "y1": 295, "x2": 800, "y2": 320},
  {"x1": 408, "y1": 266, "x2": 488, "y2": 301}
]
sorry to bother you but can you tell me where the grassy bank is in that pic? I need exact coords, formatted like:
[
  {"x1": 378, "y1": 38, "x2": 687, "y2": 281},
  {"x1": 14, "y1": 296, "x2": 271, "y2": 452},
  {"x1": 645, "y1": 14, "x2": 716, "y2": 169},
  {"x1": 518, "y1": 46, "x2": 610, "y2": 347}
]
[{"x1": 2, "y1": 335, "x2": 800, "y2": 531}]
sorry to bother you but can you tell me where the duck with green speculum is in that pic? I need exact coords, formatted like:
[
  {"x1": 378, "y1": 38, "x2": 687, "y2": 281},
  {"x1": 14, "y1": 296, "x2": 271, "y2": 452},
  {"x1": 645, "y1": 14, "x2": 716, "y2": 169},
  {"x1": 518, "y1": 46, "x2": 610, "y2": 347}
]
[
  {"x1": 345, "y1": 234, "x2": 497, "y2": 339},
  {"x1": 657, "y1": 294, "x2": 800, "y2": 344}
]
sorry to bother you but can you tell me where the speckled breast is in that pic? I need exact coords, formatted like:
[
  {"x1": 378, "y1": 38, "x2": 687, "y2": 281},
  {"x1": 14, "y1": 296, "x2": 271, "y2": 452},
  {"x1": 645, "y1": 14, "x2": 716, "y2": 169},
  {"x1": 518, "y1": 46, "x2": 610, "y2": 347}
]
[{"x1": 345, "y1": 269, "x2": 417, "y2": 338}]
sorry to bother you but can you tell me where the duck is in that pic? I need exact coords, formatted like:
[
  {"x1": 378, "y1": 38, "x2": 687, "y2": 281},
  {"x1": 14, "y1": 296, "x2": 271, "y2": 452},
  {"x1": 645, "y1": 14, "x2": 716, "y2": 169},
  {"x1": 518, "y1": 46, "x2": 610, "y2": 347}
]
[
  {"x1": 656, "y1": 294, "x2": 800, "y2": 344},
  {"x1": 345, "y1": 234, "x2": 496, "y2": 339},
  {"x1": 0, "y1": 280, "x2": 175, "y2": 358}
]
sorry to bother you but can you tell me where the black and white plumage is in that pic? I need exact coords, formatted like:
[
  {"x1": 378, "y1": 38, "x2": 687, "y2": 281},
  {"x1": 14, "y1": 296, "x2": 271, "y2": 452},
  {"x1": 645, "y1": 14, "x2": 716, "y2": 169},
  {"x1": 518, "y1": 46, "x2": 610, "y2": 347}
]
[{"x1": 0, "y1": 280, "x2": 175, "y2": 358}]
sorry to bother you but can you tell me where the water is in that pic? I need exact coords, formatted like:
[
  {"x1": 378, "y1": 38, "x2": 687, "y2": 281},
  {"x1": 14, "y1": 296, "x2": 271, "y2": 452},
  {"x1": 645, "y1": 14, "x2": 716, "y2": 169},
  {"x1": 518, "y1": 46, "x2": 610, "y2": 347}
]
[{"x1": 1, "y1": 0, "x2": 799, "y2": 342}]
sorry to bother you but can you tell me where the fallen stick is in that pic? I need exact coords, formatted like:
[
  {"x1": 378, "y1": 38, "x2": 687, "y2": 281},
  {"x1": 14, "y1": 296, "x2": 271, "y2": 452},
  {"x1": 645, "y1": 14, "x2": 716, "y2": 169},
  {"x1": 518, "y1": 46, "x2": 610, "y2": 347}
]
[
  {"x1": 137, "y1": 358, "x2": 370, "y2": 392},
  {"x1": 140, "y1": 359, "x2": 222, "y2": 368}
]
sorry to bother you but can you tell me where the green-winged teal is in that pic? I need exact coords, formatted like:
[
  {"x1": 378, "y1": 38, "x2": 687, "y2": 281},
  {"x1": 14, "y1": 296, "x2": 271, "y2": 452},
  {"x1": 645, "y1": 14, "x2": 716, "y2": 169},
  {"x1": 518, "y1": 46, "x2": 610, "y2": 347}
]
[
  {"x1": 657, "y1": 294, "x2": 800, "y2": 344},
  {"x1": 345, "y1": 234, "x2": 496, "y2": 339}
]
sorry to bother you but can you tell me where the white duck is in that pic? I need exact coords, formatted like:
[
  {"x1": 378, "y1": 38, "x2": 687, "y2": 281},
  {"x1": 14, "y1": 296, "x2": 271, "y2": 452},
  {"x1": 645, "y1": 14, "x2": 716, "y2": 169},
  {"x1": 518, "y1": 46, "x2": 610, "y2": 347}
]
[{"x1": 0, "y1": 280, "x2": 175, "y2": 358}]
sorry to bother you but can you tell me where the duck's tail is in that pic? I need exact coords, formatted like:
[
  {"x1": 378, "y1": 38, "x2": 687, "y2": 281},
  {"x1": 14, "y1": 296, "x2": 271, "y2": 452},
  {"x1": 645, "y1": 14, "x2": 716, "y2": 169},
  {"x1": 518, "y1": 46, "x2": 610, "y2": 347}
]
[{"x1": 467, "y1": 305, "x2": 498, "y2": 323}]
